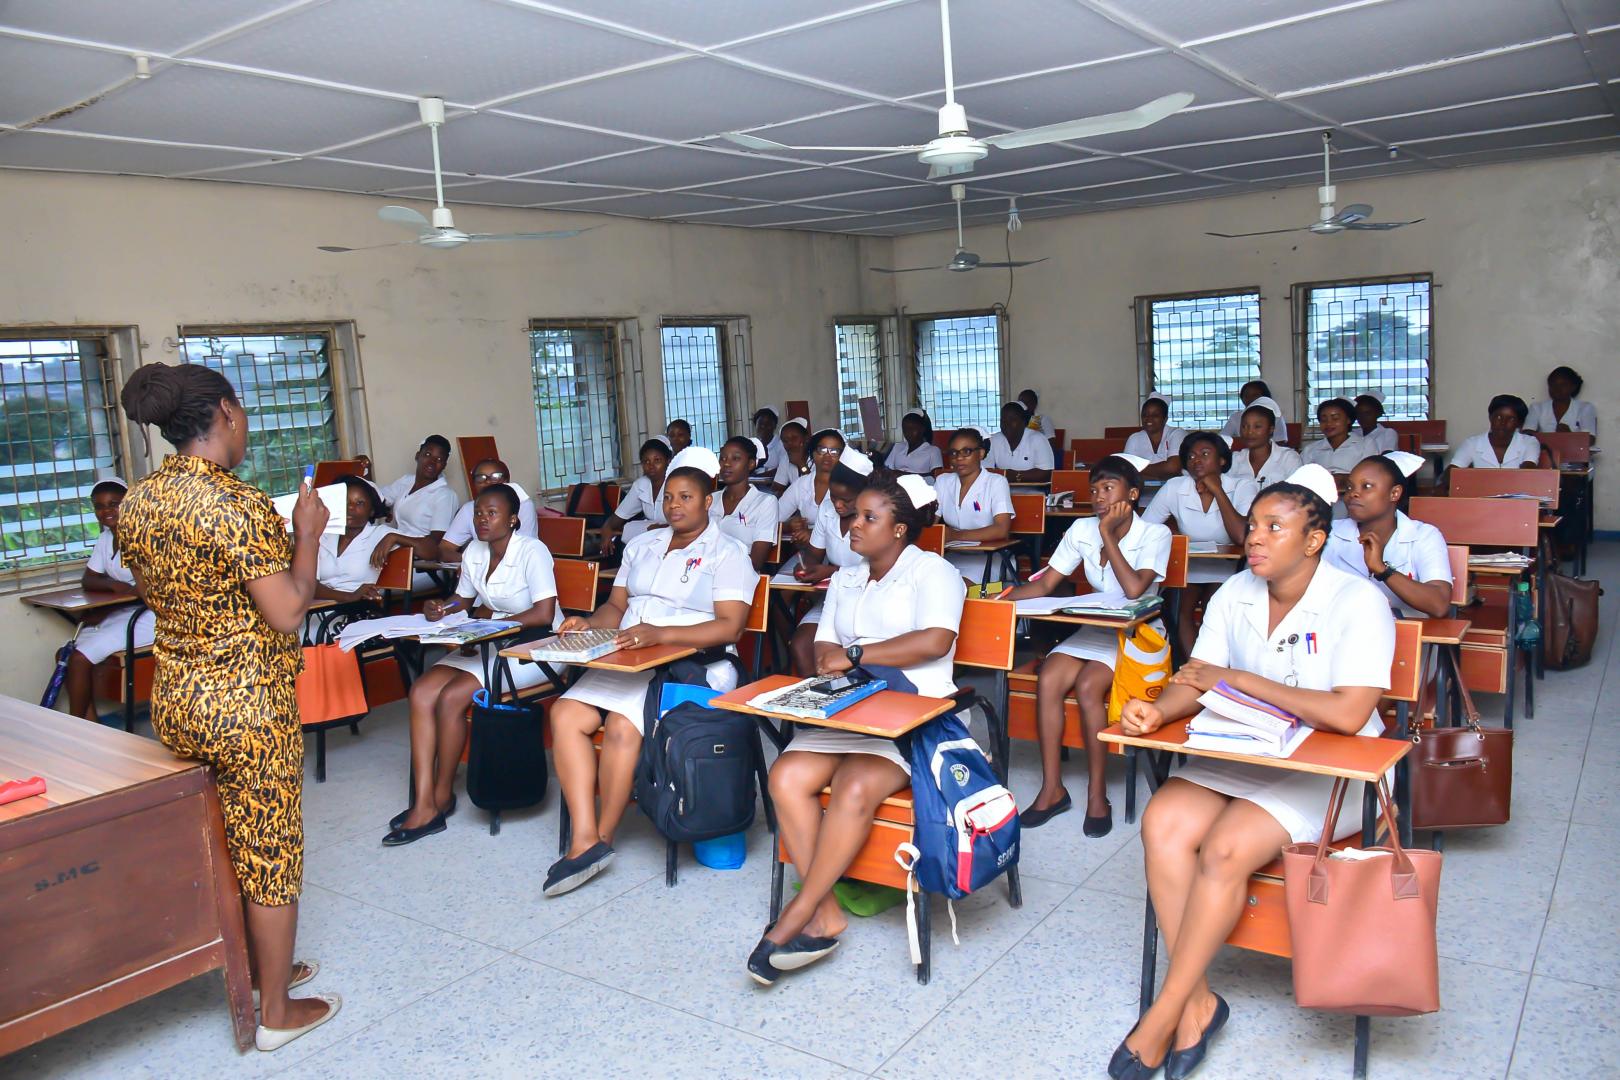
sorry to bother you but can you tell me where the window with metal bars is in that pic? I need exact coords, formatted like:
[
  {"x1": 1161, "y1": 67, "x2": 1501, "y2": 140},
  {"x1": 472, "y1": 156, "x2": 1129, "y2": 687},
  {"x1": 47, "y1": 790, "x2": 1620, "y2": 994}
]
[
  {"x1": 660, "y1": 323, "x2": 731, "y2": 451},
  {"x1": 1295, "y1": 276, "x2": 1432, "y2": 425},
  {"x1": 1136, "y1": 289, "x2": 1262, "y2": 431},
  {"x1": 1, "y1": 334, "x2": 125, "y2": 573},
  {"x1": 530, "y1": 323, "x2": 622, "y2": 489},
  {"x1": 178, "y1": 328, "x2": 340, "y2": 495},
  {"x1": 834, "y1": 320, "x2": 886, "y2": 435},
  {"x1": 913, "y1": 313, "x2": 1001, "y2": 432}
]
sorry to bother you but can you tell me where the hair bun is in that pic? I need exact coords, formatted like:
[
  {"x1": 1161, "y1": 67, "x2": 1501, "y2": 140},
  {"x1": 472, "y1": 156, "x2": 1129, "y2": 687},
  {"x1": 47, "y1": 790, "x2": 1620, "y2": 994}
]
[{"x1": 121, "y1": 363, "x2": 184, "y2": 426}]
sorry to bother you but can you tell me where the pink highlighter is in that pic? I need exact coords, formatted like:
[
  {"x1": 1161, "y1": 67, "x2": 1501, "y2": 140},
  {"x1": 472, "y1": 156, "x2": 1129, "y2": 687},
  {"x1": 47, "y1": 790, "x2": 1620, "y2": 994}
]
[{"x1": 0, "y1": 776, "x2": 47, "y2": 806}]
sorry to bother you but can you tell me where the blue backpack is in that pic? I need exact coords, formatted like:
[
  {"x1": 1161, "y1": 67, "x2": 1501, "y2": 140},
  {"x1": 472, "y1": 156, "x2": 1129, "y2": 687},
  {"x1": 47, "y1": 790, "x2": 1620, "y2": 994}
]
[{"x1": 902, "y1": 711, "x2": 1021, "y2": 900}]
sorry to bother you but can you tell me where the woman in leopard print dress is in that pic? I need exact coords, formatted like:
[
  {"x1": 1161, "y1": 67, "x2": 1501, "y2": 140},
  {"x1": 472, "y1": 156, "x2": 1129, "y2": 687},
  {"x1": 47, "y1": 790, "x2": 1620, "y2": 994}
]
[{"x1": 117, "y1": 362, "x2": 341, "y2": 1051}]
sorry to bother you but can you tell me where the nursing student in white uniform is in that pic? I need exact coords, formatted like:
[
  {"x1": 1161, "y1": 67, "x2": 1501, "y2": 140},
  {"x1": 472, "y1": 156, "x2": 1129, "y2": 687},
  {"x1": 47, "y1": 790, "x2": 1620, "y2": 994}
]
[
  {"x1": 1227, "y1": 397, "x2": 1301, "y2": 487},
  {"x1": 1124, "y1": 393, "x2": 1188, "y2": 482},
  {"x1": 545, "y1": 447, "x2": 755, "y2": 896},
  {"x1": 715, "y1": 436, "x2": 778, "y2": 571},
  {"x1": 384, "y1": 484, "x2": 561, "y2": 846},
  {"x1": 313, "y1": 476, "x2": 392, "y2": 608},
  {"x1": 1110, "y1": 466, "x2": 1395, "y2": 1079},
  {"x1": 1300, "y1": 398, "x2": 1369, "y2": 477},
  {"x1": 751, "y1": 473, "x2": 965, "y2": 985},
  {"x1": 1525, "y1": 365, "x2": 1597, "y2": 436},
  {"x1": 1353, "y1": 390, "x2": 1399, "y2": 455},
  {"x1": 769, "y1": 417, "x2": 811, "y2": 494},
  {"x1": 664, "y1": 418, "x2": 691, "y2": 455},
  {"x1": 778, "y1": 427, "x2": 844, "y2": 529},
  {"x1": 435, "y1": 458, "x2": 536, "y2": 562},
  {"x1": 373, "y1": 435, "x2": 461, "y2": 565},
  {"x1": 1143, "y1": 431, "x2": 1257, "y2": 658},
  {"x1": 1018, "y1": 388, "x2": 1048, "y2": 436},
  {"x1": 599, "y1": 438, "x2": 672, "y2": 549},
  {"x1": 787, "y1": 446, "x2": 872, "y2": 676},
  {"x1": 751, "y1": 406, "x2": 785, "y2": 478},
  {"x1": 935, "y1": 426, "x2": 1014, "y2": 583},
  {"x1": 1219, "y1": 379, "x2": 1289, "y2": 443},
  {"x1": 986, "y1": 400, "x2": 1054, "y2": 484},
  {"x1": 1447, "y1": 394, "x2": 1551, "y2": 480},
  {"x1": 999, "y1": 454, "x2": 1171, "y2": 837},
  {"x1": 63, "y1": 479, "x2": 157, "y2": 724},
  {"x1": 1326, "y1": 452, "x2": 1453, "y2": 619},
  {"x1": 884, "y1": 409, "x2": 944, "y2": 476}
]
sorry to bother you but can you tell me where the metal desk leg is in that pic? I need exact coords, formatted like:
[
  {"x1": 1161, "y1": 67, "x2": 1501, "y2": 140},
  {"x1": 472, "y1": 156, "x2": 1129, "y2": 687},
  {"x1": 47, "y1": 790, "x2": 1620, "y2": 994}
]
[{"x1": 1139, "y1": 894, "x2": 1159, "y2": 1017}]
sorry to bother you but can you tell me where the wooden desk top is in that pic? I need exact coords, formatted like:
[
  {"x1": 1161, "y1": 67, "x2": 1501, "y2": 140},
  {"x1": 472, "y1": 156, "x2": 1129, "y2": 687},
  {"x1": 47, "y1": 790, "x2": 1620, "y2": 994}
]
[
  {"x1": 1419, "y1": 617, "x2": 1472, "y2": 645},
  {"x1": 1420, "y1": 443, "x2": 1450, "y2": 453},
  {"x1": 1467, "y1": 562, "x2": 1532, "y2": 576},
  {"x1": 0, "y1": 696, "x2": 194, "y2": 822},
  {"x1": 1046, "y1": 506, "x2": 1095, "y2": 518},
  {"x1": 945, "y1": 538, "x2": 1019, "y2": 553},
  {"x1": 713, "y1": 675, "x2": 955, "y2": 738},
  {"x1": 769, "y1": 578, "x2": 827, "y2": 593},
  {"x1": 1098, "y1": 717, "x2": 1409, "y2": 783},
  {"x1": 1188, "y1": 544, "x2": 1243, "y2": 559},
  {"x1": 1022, "y1": 608, "x2": 1158, "y2": 630},
  {"x1": 20, "y1": 587, "x2": 140, "y2": 614},
  {"x1": 499, "y1": 641, "x2": 694, "y2": 673},
  {"x1": 413, "y1": 559, "x2": 457, "y2": 572},
  {"x1": 1538, "y1": 516, "x2": 1562, "y2": 529}
]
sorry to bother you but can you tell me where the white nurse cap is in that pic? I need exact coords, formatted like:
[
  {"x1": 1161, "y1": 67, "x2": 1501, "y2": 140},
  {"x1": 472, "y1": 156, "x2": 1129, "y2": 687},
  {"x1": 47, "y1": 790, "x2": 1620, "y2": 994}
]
[
  {"x1": 837, "y1": 445, "x2": 874, "y2": 476},
  {"x1": 1357, "y1": 389, "x2": 1387, "y2": 404},
  {"x1": 895, "y1": 473, "x2": 937, "y2": 509},
  {"x1": 748, "y1": 437, "x2": 767, "y2": 461},
  {"x1": 1114, "y1": 453, "x2": 1152, "y2": 471},
  {"x1": 1247, "y1": 396, "x2": 1283, "y2": 419},
  {"x1": 1286, "y1": 463, "x2": 1339, "y2": 506},
  {"x1": 669, "y1": 445, "x2": 721, "y2": 477},
  {"x1": 1384, "y1": 451, "x2": 1425, "y2": 478}
]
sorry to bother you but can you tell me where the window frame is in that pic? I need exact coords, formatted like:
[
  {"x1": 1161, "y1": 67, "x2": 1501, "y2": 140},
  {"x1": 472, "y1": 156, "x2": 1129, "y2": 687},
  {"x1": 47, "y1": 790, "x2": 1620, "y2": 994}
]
[
  {"x1": 1133, "y1": 286, "x2": 1264, "y2": 432},
  {"x1": 527, "y1": 318, "x2": 630, "y2": 493},
  {"x1": 658, "y1": 316, "x2": 752, "y2": 451},
  {"x1": 833, "y1": 317, "x2": 893, "y2": 439},
  {"x1": 1291, "y1": 273, "x2": 1435, "y2": 430},
  {"x1": 909, "y1": 308, "x2": 1006, "y2": 437}
]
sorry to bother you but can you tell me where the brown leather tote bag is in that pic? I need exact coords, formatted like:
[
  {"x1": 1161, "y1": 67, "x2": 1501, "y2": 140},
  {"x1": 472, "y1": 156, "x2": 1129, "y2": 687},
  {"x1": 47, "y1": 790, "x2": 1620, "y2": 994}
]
[
  {"x1": 1410, "y1": 652, "x2": 1512, "y2": 831},
  {"x1": 1283, "y1": 778, "x2": 1442, "y2": 1016},
  {"x1": 1542, "y1": 572, "x2": 1602, "y2": 670}
]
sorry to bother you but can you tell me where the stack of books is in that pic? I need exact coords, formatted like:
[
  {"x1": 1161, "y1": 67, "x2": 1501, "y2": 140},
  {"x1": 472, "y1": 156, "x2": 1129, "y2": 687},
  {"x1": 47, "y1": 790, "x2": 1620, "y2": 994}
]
[
  {"x1": 1015, "y1": 593, "x2": 1164, "y2": 621},
  {"x1": 414, "y1": 618, "x2": 520, "y2": 645},
  {"x1": 527, "y1": 629, "x2": 622, "y2": 664},
  {"x1": 1467, "y1": 552, "x2": 1532, "y2": 569},
  {"x1": 747, "y1": 674, "x2": 888, "y2": 720},
  {"x1": 1185, "y1": 680, "x2": 1311, "y2": 758}
]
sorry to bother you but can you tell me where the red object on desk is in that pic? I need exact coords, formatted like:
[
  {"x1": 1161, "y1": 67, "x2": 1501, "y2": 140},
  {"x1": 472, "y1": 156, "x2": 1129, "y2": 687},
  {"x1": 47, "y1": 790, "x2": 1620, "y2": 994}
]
[{"x1": 0, "y1": 776, "x2": 47, "y2": 805}]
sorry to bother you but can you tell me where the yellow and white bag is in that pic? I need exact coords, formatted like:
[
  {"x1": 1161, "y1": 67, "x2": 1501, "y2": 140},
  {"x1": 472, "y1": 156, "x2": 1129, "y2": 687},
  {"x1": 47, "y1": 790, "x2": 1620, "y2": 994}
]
[{"x1": 1108, "y1": 619, "x2": 1171, "y2": 724}]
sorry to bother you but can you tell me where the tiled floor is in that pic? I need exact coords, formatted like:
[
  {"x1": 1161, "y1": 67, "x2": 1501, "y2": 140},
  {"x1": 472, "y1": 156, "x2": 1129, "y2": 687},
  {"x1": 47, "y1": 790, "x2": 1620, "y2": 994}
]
[{"x1": 9, "y1": 546, "x2": 1619, "y2": 1079}]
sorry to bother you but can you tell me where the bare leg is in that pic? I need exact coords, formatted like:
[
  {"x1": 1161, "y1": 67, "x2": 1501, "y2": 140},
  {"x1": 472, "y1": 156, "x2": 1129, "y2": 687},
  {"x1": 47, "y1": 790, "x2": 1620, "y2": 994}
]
[
  {"x1": 767, "y1": 754, "x2": 907, "y2": 945},
  {"x1": 430, "y1": 672, "x2": 479, "y2": 812},
  {"x1": 1031, "y1": 652, "x2": 1082, "y2": 810},
  {"x1": 244, "y1": 900, "x2": 327, "y2": 1030},
  {"x1": 1076, "y1": 660, "x2": 1115, "y2": 817},
  {"x1": 1126, "y1": 799, "x2": 1289, "y2": 1067},
  {"x1": 594, "y1": 713, "x2": 641, "y2": 846},
  {"x1": 789, "y1": 622, "x2": 818, "y2": 678},
  {"x1": 401, "y1": 667, "x2": 457, "y2": 828},
  {"x1": 767, "y1": 751, "x2": 845, "y2": 938},
  {"x1": 65, "y1": 651, "x2": 97, "y2": 722},
  {"x1": 551, "y1": 699, "x2": 605, "y2": 857}
]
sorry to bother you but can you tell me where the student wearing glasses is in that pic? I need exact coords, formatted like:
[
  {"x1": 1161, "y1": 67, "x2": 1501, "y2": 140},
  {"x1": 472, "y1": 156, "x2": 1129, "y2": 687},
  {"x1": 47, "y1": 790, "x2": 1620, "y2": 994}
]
[
  {"x1": 432, "y1": 458, "x2": 537, "y2": 563},
  {"x1": 777, "y1": 427, "x2": 845, "y2": 530},
  {"x1": 934, "y1": 427, "x2": 1013, "y2": 583}
]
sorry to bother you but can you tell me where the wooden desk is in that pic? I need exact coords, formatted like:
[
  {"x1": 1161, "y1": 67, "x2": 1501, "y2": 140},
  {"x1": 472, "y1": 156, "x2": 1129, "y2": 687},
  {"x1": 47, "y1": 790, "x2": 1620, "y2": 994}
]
[
  {"x1": 1046, "y1": 506, "x2": 1095, "y2": 519},
  {"x1": 1019, "y1": 607, "x2": 1160, "y2": 631},
  {"x1": 498, "y1": 640, "x2": 694, "y2": 675},
  {"x1": 767, "y1": 577, "x2": 826, "y2": 594},
  {"x1": 20, "y1": 587, "x2": 141, "y2": 618},
  {"x1": 1187, "y1": 544, "x2": 1243, "y2": 560},
  {"x1": 0, "y1": 696, "x2": 253, "y2": 1053},
  {"x1": 945, "y1": 538, "x2": 1019, "y2": 584},
  {"x1": 712, "y1": 675, "x2": 955, "y2": 739},
  {"x1": 1099, "y1": 717, "x2": 1409, "y2": 783}
]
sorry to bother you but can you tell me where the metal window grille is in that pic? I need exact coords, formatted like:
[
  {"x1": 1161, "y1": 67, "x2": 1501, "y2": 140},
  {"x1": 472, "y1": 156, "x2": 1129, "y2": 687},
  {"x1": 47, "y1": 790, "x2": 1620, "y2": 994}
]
[
  {"x1": 529, "y1": 323, "x2": 622, "y2": 488},
  {"x1": 179, "y1": 329, "x2": 339, "y2": 495},
  {"x1": 1137, "y1": 290, "x2": 1261, "y2": 431},
  {"x1": 1296, "y1": 276, "x2": 1432, "y2": 425},
  {"x1": 914, "y1": 313, "x2": 1001, "y2": 432},
  {"x1": 834, "y1": 320, "x2": 886, "y2": 435},
  {"x1": 660, "y1": 324, "x2": 730, "y2": 451},
  {"x1": 1, "y1": 335, "x2": 124, "y2": 573}
]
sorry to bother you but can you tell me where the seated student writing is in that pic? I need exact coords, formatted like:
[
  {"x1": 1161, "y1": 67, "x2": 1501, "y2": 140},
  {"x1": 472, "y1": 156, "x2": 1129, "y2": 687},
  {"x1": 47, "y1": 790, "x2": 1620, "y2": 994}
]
[
  {"x1": 752, "y1": 406, "x2": 784, "y2": 477},
  {"x1": 1226, "y1": 397, "x2": 1301, "y2": 487},
  {"x1": 665, "y1": 418, "x2": 692, "y2": 454},
  {"x1": 435, "y1": 458, "x2": 537, "y2": 563},
  {"x1": 1525, "y1": 365, "x2": 1596, "y2": 435},
  {"x1": 769, "y1": 417, "x2": 811, "y2": 494},
  {"x1": 715, "y1": 436, "x2": 778, "y2": 571},
  {"x1": 1446, "y1": 394, "x2": 1549, "y2": 481},
  {"x1": 987, "y1": 400, "x2": 1054, "y2": 484},
  {"x1": 885, "y1": 409, "x2": 944, "y2": 476},
  {"x1": 316, "y1": 476, "x2": 393, "y2": 605},
  {"x1": 63, "y1": 478, "x2": 156, "y2": 724},
  {"x1": 598, "y1": 438, "x2": 671, "y2": 549},
  {"x1": 1353, "y1": 390, "x2": 1398, "y2": 455},
  {"x1": 1125, "y1": 393, "x2": 1188, "y2": 482},
  {"x1": 777, "y1": 427, "x2": 843, "y2": 531},
  {"x1": 1219, "y1": 380, "x2": 1288, "y2": 443},
  {"x1": 373, "y1": 435, "x2": 460, "y2": 565},
  {"x1": 544, "y1": 447, "x2": 754, "y2": 896},
  {"x1": 998, "y1": 454, "x2": 1171, "y2": 837},
  {"x1": 935, "y1": 427, "x2": 1013, "y2": 584},
  {"x1": 1326, "y1": 452, "x2": 1452, "y2": 618},
  {"x1": 788, "y1": 446, "x2": 872, "y2": 676},
  {"x1": 750, "y1": 473, "x2": 963, "y2": 985},
  {"x1": 383, "y1": 484, "x2": 561, "y2": 846},
  {"x1": 1108, "y1": 465, "x2": 1395, "y2": 1080},
  {"x1": 1143, "y1": 432, "x2": 1256, "y2": 658}
]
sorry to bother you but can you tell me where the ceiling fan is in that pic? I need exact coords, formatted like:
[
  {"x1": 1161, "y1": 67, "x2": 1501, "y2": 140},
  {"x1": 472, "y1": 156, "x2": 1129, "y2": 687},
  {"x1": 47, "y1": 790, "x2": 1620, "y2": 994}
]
[
  {"x1": 318, "y1": 97, "x2": 592, "y2": 253},
  {"x1": 720, "y1": 0, "x2": 1194, "y2": 180},
  {"x1": 870, "y1": 184, "x2": 1047, "y2": 273},
  {"x1": 1206, "y1": 131, "x2": 1423, "y2": 238}
]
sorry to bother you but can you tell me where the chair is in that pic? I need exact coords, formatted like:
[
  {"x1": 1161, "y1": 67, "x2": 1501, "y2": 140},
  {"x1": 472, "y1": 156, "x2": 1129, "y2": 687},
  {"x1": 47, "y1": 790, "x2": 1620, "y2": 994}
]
[
  {"x1": 312, "y1": 459, "x2": 367, "y2": 487},
  {"x1": 1050, "y1": 468, "x2": 1090, "y2": 499},
  {"x1": 1387, "y1": 419, "x2": 1447, "y2": 447},
  {"x1": 456, "y1": 435, "x2": 500, "y2": 493},
  {"x1": 768, "y1": 597, "x2": 1021, "y2": 984},
  {"x1": 917, "y1": 523, "x2": 945, "y2": 556},
  {"x1": 1535, "y1": 430, "x2": 1593, "y2": 467},
  {"x1": 1104, "y1": 426, "x2": 1138, "y2": 440},
  {"x1": 1136, "y1": 618, "x2": 1423, "y2": 1078},
  {"x1": 1008, "y1": 492, "x2": 1047, "y2": 582},
  {"x1": 1069, "y1": 439, "x2": 1126, "y2": 467},
  {"x1": 1284, "y1": 422, "x2": 1303, "y2": 448},
  {"x1": 1448, "y1": 468, "x2": 1559, "y2": 504},
  {"x1": 538, "y1": 515, "x2": 587, "y2": 557}
]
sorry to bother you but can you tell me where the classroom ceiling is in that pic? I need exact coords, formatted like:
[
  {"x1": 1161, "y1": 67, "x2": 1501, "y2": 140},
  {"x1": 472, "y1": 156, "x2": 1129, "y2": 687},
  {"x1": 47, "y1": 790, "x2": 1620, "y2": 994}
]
[{"x1": 2, "y1": 0, "x2": 1617, "y2": 236}]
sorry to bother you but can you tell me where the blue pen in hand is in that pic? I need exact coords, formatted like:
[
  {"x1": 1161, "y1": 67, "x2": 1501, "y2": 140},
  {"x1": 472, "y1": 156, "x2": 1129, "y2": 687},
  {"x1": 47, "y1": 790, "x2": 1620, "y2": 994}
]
[{"x1": 304, "y1": 464, "x2": 315, "y2": 491}]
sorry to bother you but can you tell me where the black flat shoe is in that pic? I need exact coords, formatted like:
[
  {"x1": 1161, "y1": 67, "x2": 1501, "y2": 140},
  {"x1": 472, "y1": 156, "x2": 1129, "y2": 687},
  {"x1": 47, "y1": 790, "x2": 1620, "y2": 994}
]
[
  {"x1": 769, "y1": 933, "x2": 840, "y2": 972},
  {"x1": 389, "y1": 793, "x2": 456, "y2": 831},
  {"x1": 1020, "y1": 791, "x2": 1072, "y2": 829},
  {"x1": 1108, "y1": 1031, "x2": 1164, "y2": 1079},
  {"x1": 1165, "y1": 993, "x2": 1229, "y2": 1079},
  {"x1": 1084, "y1": 800, "x2": 1114, "y2": 838},
  {"x1": 543, "y1": 842, "x2": 615, "y2": 897},
  {"x1": 381, "y1": 812, "x2": 446, "y2": 847},
  {"x1": 747, "y1": 937, "x2": 783, "y2": 987}
]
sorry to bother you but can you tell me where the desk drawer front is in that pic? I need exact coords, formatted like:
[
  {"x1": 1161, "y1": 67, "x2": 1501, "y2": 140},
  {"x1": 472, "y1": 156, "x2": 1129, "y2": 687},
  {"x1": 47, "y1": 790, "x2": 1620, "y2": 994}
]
[
  {"x1": 1226, "y1": 875, "x2": 1292, "y2": 958},
  {"x1": 1458, "y1": 644, "x2": 1508, "y2": 694}
]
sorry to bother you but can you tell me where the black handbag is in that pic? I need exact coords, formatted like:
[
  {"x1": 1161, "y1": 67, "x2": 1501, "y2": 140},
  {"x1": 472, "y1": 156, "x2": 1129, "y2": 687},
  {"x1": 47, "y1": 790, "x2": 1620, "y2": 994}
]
[{"x1": 465, "y1": 689, "x2": 548, "y2": 814}]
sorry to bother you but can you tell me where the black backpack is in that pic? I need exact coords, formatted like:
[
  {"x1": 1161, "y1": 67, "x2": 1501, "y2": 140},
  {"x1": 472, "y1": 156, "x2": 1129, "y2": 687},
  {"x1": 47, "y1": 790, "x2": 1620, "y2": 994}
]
[
  {"x1": 465, "y1": 690, "x2": 548, "y2": 829},
  {"x1": 633, "y1": 657, "x2": 770, "y2": 844}
]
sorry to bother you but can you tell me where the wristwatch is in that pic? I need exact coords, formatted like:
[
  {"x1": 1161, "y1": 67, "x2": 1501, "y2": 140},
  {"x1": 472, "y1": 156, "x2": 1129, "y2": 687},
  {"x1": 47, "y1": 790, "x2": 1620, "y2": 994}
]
[
  {"x1": 845, "y1": 645, "x2": 863, "y2": 669},
  {"x1": 1373, "y1": 566, "x2": 1397, "y2": 582}
]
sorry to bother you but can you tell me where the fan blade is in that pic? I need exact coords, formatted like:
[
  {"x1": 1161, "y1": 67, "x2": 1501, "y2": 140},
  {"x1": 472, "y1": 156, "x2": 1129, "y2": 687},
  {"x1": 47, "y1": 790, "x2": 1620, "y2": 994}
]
[
  {"x1": 972, "y1": 258, "x2": 1050, "y2": 269},
  {"x1": 378, "y1": 205, "x2": 431, "y2": 231},
  {"x1": 317, "y1": 241, "x2": 416, "y2": 253},
  {"x1": 1329, "y1": 203, "x2": 1374, "y2": 225},
  {"x1": 868, "y1": 265, "x2": 947, "y2": 274},
  {"x1": 720, "y1": 132, "x2": 913, "y2": 153},
  {"x1": 982, "y1": 91, "x2": 1194, "y2": 151},
  {"x1": 926, "y1": 161, "x2": 976, "y2": 180},
  {"x1": 1205, "y1": 227, "x2": 1308, "y2": 238},
  {"x1": 1344, "y1": 219, "x2": 1424, "y2": 230},
  {"x1": 466, "y1": 228, "x2": 592, "y2": 242}
]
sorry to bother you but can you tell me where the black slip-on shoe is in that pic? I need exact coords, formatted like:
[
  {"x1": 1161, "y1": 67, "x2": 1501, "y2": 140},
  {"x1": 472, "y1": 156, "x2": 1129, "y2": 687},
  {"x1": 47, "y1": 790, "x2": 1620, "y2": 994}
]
[
  {"x1": 543, "y1": 842, "x2": 615, "y2": 897},
  {"x1": 1021, "y1": 791, "x2": 1072, "y2": 829},
  {"x1": 381, "y1": 812, "x2": 446, "y2": 847},
  {"x1": 1083, "y1": 799, "x2": 1114, "y2": 838},
  {"x1": 389, "y1": 793, "x2": 455, "y2": 831},
  {"x1": 1165, "y1": 993, "x2": 1229, "y2": 1079}
]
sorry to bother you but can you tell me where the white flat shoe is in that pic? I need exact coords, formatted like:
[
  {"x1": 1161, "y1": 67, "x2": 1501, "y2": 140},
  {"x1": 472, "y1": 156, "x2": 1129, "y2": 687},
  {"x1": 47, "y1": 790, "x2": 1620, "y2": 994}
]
[
  {"x1": 255, "y1": 993, "x2": 341, "y2": 1052},
  {"x1": 252, "y1": 959, "x2": 319, "y2": 1006}
]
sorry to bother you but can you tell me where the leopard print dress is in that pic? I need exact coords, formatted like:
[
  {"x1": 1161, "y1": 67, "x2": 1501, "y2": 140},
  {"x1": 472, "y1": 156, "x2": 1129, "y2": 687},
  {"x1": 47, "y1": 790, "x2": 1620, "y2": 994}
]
[{"x1": 118, "y1": 453, "x2": 306, "y2": 906}]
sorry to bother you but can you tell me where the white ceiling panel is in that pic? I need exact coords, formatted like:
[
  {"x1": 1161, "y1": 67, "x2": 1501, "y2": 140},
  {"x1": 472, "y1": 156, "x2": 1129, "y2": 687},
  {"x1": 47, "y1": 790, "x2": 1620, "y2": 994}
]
[
  {"x1": 1398, "y1": 115, "x2": 1620, "y2": 155},
  {"x1": 1588, "y1": 28, "x2": 1620, "y2": 79},
  {"x1": 0, "y1": 130, "x2": 265, "y2": 174},
  {"x1": 530, "y1": 145, "x2": 798, "y2": 187},
  {"x1": 0, "y1": 0, "x2": 283, "y2": 53},
  {"x1": 0, "y1": 37, "x2": 138, "y2": 126},
  {"x1": 37, "y1": 65, "x2": 414, "y2": 153},
  {"x1": 738, "y1": 104, "x2": 940, "y2": 154},
  {"x1": 423, "y1": 178, "x2": 637, "y2": 205},
  {"x1": 804, "y1": 186, "x2": 956, "y2": 213},
  {"x1": 1152, "y1": 128, "x2": 1376, "y2": 172},
  {"x1": 542, "y1": 1, "x2": 897, "y2": 48},
  {"x1": 1354, "y1": 87, "x2": 1615, "y2": 145},
  {"x1": 1429, "y1": 134, "x2": 1620, "y2": 166},
  {"x1": 1098, "y1": 1, "x2": 1355, "y2": 46},
  {"x1": 695, "y1": 167, "x2": 927, "y2": 201},
  {"x1": 1208, "y1": 147, "x2": 1388, "y2": 181},
  {"x1": 203, "y1": 157, "x2": 430, "y2": 191},
  {"x1": 503, "y1": 56, "x2": 862, "y2": 141},
  {"x1": 1086, "y1": 173, "x2": 1232, "y2": 202},
  {"x1": 961, "y1": 156, "x2": 1170, "y2": 195},
  {"x1": 344, "y1": 113, "x2": 643, "y2": 176},
  {"x1": 194, "y1": 0, "x2": 679, "y2": 105},
  {"x1": 1563, "y1": 2, "x2": 1620, "y2": 32},
  {"x1": 953, "y1": 51, "x2": 1249, "y2": 132},
  {"x1": 562, "y1": 191, "x2": 766, "y2": 217},
  {"x1": 724, "y1": 0, "x2": 1152, "y2": 99},
  {"x1": 1191, "y1": 0, "x2": 1575, "y2": 94},
  {"x1": 672, "y1": 205, "x2": 860, "y2": 226}
]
